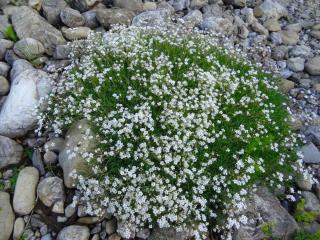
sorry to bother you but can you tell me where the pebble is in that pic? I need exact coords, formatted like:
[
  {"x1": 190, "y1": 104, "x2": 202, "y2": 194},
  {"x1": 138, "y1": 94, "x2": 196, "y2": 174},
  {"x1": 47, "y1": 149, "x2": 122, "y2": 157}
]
[
  {"x1": 57, "y1": 225, "x2": 90, "y2": 240},
  {"x1": 37, "y1": 176, "x2": 65, "y2": 207},
  {"x1": 65, "y1": 203, "x2": 76, "y2": 218},
  {"x1": 0, "y1": 76, "x2": 9, "y2": 96},
  {"x1": 43, "y1": 151, "x2": 58, "y2": 165},
  {"x1": 13, "y1": 167, "x2": 39, "y2": 215},
  {"x1": 0, "y1": 61, "x2": 10, "y2": 77},
  {"x1": 13, "y1": 217, "x2": 25, "y2": 240}
]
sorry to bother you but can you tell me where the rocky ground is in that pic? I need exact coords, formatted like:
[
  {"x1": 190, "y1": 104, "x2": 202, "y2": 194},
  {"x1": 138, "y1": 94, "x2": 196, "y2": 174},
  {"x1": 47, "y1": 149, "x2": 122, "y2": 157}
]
[{"x1": 0, "y1": 0, "x2": 320, "y2": 240}]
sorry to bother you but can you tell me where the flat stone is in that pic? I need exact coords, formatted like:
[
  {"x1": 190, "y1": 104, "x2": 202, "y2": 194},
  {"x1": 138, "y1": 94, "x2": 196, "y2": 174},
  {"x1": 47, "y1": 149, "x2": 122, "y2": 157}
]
[
  {"x1": 57, "y1": 225, "x2": 90, "y2": 240},
  {"x1": 305, "y1": 56, "x2": 320, "y2": 76},
  {"x1": 13, "y1": 167, "x2": 39, "y2": 215},
  {"x1": 11, "y1": 6, "x2": 66, "y2": 55},
  {"x1": 37, "y1": 177, "x2": 65, "y2": 207},
  {"x1": 0, "y1": 192, "x2": 15, "y2": 240},
  {"x1": 0, "y1": 69, "x2": 51, "y2": 138},
  {"x1": 0, "y1": 135, "x2": 23, "y2": 169},
  {"x1": 301, "y1": 143, "x2": 320, "y2": 164},
  {"x1": 61, "y1": 27, "x2": 90, "y2": 40}
]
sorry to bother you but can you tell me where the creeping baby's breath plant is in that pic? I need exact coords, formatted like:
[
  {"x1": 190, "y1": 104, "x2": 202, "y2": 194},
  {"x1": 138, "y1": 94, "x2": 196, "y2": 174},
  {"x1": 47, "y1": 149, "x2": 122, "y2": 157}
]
[{"x1": 38, "y1": 26, "x2": 306, "y2": 239}]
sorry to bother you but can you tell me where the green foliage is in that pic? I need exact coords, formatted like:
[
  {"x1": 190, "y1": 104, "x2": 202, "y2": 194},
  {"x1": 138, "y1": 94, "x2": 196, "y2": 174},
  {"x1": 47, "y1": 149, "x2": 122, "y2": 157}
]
[
  {"x1": 9, "y1": 168, "x2": 19, "y2": 190},
  {"x1": 261, "y1": 222, "x2": 274, "y2": 237},
  {"x1": 294, "y1": 199, "x2": 318, "y2": 224},
  {"x1": 294, "y1": 230, "x2": 320, "y2": 240},
  {"x1": 2, "y1": 25, "x2": 18, "y2": 42},
  {"x1": 0, "y1": 181, "x2": 4, "y2": 191},
  {"x1": 23, "y1": 147, "x2": 33, "y2": 160}
]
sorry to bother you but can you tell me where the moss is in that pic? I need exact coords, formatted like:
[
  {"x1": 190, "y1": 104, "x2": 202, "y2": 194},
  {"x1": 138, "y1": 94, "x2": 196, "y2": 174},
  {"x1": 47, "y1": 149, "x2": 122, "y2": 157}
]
[
  {"x1": 294, "y1": 230, "x2": 320, "y2": 240},
  {"x1": 261, "y1": 221, "x2": 274, "y2": 237},
  {"x1": 294, "y1": 199, "x2": 318, "y2": 224}
]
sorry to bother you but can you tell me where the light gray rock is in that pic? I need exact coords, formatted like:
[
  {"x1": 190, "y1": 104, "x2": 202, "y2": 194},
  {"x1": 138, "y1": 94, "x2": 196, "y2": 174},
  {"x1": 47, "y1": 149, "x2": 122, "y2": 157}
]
[
  {"x1": 149, "y1": 227, "x2": 193, "y2": 240},
  {"x1": 289, "y1": 45, "x2": 312, "y2": 58},
  {"x1": 169, "y1": 0, "x2": 190, "y2": 11},
  {"x1": 263, "y1": 18, "x2": 281, "y2": 32},
  {"x1": 0, "y1": 135, "x2": 23, "y2": 169},
  {"x1": 4, "y1": 50, "x2": 20, "y2": 66},
  {"x1": 65, "y1": 203, "x2": 76, "y2": 218},
  {"x1": 0, "y1": 76, "x2": 9, "y2": 96},
  {"x1": 114, "y1": 0, "x2": 143, "y2": 12},
  {"x1": 181, "y1": 9, "x2": 202, "y2": 28},
  {"x1": 59, "y1": 119, "x2": 95, "y2": 188},
  {"x1": 60, "y1": 7, "x2": 85, "y2": 28},
  {"x1": 57, "y1": 225, "x2": 90, "y2": 240},
  {"x1": 13, "y1": 167, "x2": 39, "y2": 215},
  {"x1": 61, "y1": 27, "x2": 90, "y2": 40},
  {"x1": 13, "y1": 217, "x2": 25, "y2": 240},
  {"x1": 253, "y1": 0, "x2": 288, "y2": 20},
  {"x1": 13, "y1": 38, "x2": 45, "y2": 61},
  {"x1": 10, "y1": 59, "x2": 33, "y2": 80},
  {"x1": 0, "y1": 192, "x2": 15, "y2": 240},
  {"x1": 42, "y1": 0, "x2": 67, "y2": 26},
  {"x1": 32, "y1": 149, "x2": 45, "y2": 175},
  {"x1": 44, "y1": 138, "x2": 65, "y2": 153},
  {"x1": 200, "y1": 16, "x2": 233, "y2": 34},
  {"x1": 251, "y1": 20, "x2": 269, "y2": 35},
  {"x1": 11, "y1": 6, "x2": 66, "y2": 55},
  {"x1": 53, "y1": 45, "x2": 71, "y2": 60},
  {"x1": 287, "y1": 57, "x2": 305, "y2": 72},
  {"x1": 37, "y1": 177, "x2": 65, "y2": 207},
  {"x1": 279, "y1": 79, "x2": 294, "y2": 93},
  {"x1": 270, "y1": 32, "x2": 282, "y2": 45},
  {"x1": 132, "y1": 9, "x2": 171, "y2": 27},
  {"x1": 43, "y1": 151, "x2": 58, "y2": 165},
  {"x1": 0, "y1": 62, "x2": 10, "y2": 77},
  {"x1": 0, "y1": 69, "x2": 51, "y2": 138},
  {"x1": 96, "y1": 8, "x2": 135, "y2": 29},
  {"x1": 301, "y1": 191, "x2": 320, "y2": 212},
  {"x1": 0, "y1": 39, "x2": 14, "y2": 60},
  {"x1": 52, "y1": 200, "x2": 64, "y2": 214},
  {"x1": 305, "y1": 56, "x2": 320, "y2": 76},
  {"x1": 301, "y1": 143, "x2": 320, "y2": 164},
  {"x1": 190, "y1": 0, "x2": 208, "y2": 9},
  {"x1": 143, "y1": 1, "x2": 157, "y2": 11},
  {"x1": 234, "y1": 187, "x2": 298, "y2": 240},
  {"x1": 296, "y1": 174, "x2": 313, "y2": 191},
  {"x1": 280, "y1": 30, "x2": 299, "y2": 45},
  {"x1": 284, "y1": 23, "x2": 302, "y2": 33}
]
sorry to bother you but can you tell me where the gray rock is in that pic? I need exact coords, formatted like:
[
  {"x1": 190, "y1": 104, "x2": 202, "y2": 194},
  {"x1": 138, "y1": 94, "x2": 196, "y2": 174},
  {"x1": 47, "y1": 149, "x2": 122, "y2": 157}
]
[
  {"x1": 143, "y1": 2, "x2": 157, "y2": 11},
  {"x1": 60, "y1": 7, "x2": 85, "y2": 28},
  {"x1": 96, "y1": 8, "x2": 135, "y2": 29},
  {"x1": 280, "y1": 30, "x2": 299, "y2": 45},
  {"x1": 190, "y1": 0, "x2": 208, "y2": 9},
  {"x1": 41, "y1": 234, "x2": 52, "y2": 240},
  {"x1": 32, "y1": 149, "x2": 45, "y2": 175},
  {"x1": 43, "y1": 151, "x2": 58, "y2": 165},
  {"x1": 270, "y1": 32, "x2": 283, "y2": 45},
  {"x1": 42, "y1": 0, "x2": 67, "y2": 26},
  {"x1": 11, "y1": 6, "x2": 66, "y2": 55},
  {"x1": 37, "y1": 177, "x2": 65, "y2": 207},
  {"x1": 0, "y1": 15, "x2": 10, "y2": 33},
  {"x1": 296, "y1": 174, "x2": 313, "y2": 191},
  {"x1": 279, "y1": 79, "x2": 294, "y2": 93},
  {"x1": 82, "y1": 11, "x2": 99, "y2": 29},
  {"x1": 52, "y1": 200, "x2": 64, "y2": 214},
  {"x1": 235, "y1": 187, "x2": 298, "y2": 240},
  {"x1": 157, "y1": 1, "x2": 175, "y2": 15},
  {"x1": 301, "y1": 191, "x2": 320, "y2": 212},
  {"x1": 0, "y1": 39, "x2": 14, "y2": 60},
  {"x1": 13, "y1": 38, "x2": 45, "y2": 61},
  {"x1": 200, "y1": 16, "x2": 233, "y2": 34},
  {"x1": 169, "y1": 0, "x2": 190, "y2": 11},
  {"x1": 284, "y1": 23, "x2": 302, "y2": 33},
  {"x1": 105, "y1": 219, "x2": 117, "y2": 235},
  {"x1": 301, "y1": 143, "x2": 320, "y2": 164},
  {"x1": 10, "y1": 59, "x2": 33, "y2": 80},
  {"x1": 272, "y1": 45, "x2": 288, "y2": 60},
  {"x1": 136, "y1": 229, "x2": 150, "y2": 240},
  {"x1": 13, "y1": 217, "x2": 25, "y2": 240},
  {"x1": 289, "y1": 45, "x2": 312, "y2": 58},
  {"x1": 0, "y1": 62, "x2": 10, "y2": 77},
  {"x1": 0, "y1": 192, "x2": 15, "y2": 240},
  {"x1": 305, "y1": 126, "x2": 320, "y2": 146},
  {"x1": 253, "y1": 0, "x2": 288, "y2": 20},
  {"x1": 29, "y1": 0, "x2": 42, "y2": 11},
  {"x1": 57, "y1": 225, "x2": 90, "y2": 240},
  {"x1": 13, "y1": 166, "x2": 39, "y2": 215},
  {"x1": 305, "y1": 56, "x2": 320, "y2": 76},
  {"x1": 181, "y1": 10, "x2": 202, "y2": 28},
  {"x1": 287, "y1": 57, "x2": 305, "y2": 72},
  {"x1": 0, "y1": 76, "x2": 9, "y2": 96},
  {"x1": 132, "y1": 9, "x2": 171, "y2": 27},
  {"x1": 44, "y1": 138, "x2": 65, "y2": 152},
  {"x1": 114, "y1": 0, "x2": 143, "y2": 12},
  {"x1": 65, "y1": 203, "x2": 76, "y2": 218},
  {"x1": 0, "y1": 135, "x2": 23, "y2": 169},
  {"x1": 251, "y1": 20, "x2": 269, "y2": 35},
  {"x1": 263, "y1": 18, "x2": 281, "y2": 32},
  {"x1": 59, "y1": 119, "x2": 95, "y2": 188},
  {"x1": 0, "y1": 69, "x2": 51, "y2": 138},
  {"x1": 223, "y1": 0, "x2": 246, "y2": 8},
  {"x1": 5, "y1": 50, "x2": 20, "y2": 66},
  {"x1": 53, "y1": 45, "x2": 71, "y2": 60},
  {"x1": 61, "y1": 27, "x2": 90, "y2": 40},
  {"x1": 149, "y1": 227, "x2": 193, "y2": 240},
  {"x1": 311, "y1": 30, "x2": 320, "y2": 40}
]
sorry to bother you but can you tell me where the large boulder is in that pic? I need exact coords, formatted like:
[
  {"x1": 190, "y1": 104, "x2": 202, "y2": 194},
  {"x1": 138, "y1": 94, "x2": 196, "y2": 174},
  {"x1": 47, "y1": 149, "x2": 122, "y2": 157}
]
[
  {"x1": 0, "y1": 192, "x2": 15, "y2": 240},
  {"x1": 0, "y1": 135, "x2": 23, "y2": 169},
  {"x1": 0, "y1": 68, "x2": 51, "y2": 138},
  {"x1": 11, "y1": 6, "x2": 66, "y2": 55},
  {"x1": 59, "y1": 119, "x2": 95, "y2": 188},
  {"x1": 234, "y1": 187, "x2": 298, "y2": 240},
  {"x1": 13, "y1": 167, "x2": 39, "y2": 215}
]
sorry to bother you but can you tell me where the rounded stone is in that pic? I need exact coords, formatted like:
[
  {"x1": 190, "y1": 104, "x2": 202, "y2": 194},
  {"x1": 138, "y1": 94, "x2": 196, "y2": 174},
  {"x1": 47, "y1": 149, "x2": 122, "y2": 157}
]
[
  {"x1": 13, "y1": 167, "x2": 39, "y2": 215},
  {"x1": 13, "y1": 217, "x2": 25, "y2": 240},
  {"x1": 13, "y1": 38, "x2": 45, "y2": 61},
  {"x1": 305, "y1": 56, "x2": 320, "y2": 76},
  {"x1": 0, "y1": 76, "x2": 9, "y2": 96},
  {"x1": 43, "y1": 151, "x2": 58, "y2": 165},
  {"x1": 37, "y1": 177, "x2": 65, "y2": 207},
  {"x1": 0, "y1": 191, "x2": 15, "y2": 240},
  {"x1": 60, "y1": 7, "x2": 85, "y2": 28},
  {"x1": 57, "y1": 225, "x2": 90, "y2": 240}
]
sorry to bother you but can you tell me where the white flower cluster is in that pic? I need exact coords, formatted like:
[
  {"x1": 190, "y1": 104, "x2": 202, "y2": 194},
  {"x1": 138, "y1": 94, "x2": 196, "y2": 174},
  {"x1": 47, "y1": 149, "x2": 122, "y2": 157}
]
[{"x1": 38, "y1": 26, "x2": 305, "y2": 239}]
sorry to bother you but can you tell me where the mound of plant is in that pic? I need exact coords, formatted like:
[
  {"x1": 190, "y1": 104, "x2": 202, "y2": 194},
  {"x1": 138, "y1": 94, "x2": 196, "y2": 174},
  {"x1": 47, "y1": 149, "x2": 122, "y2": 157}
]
[{"x1": 38, "y1": 26, "x2": 305, "y2": 239}]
